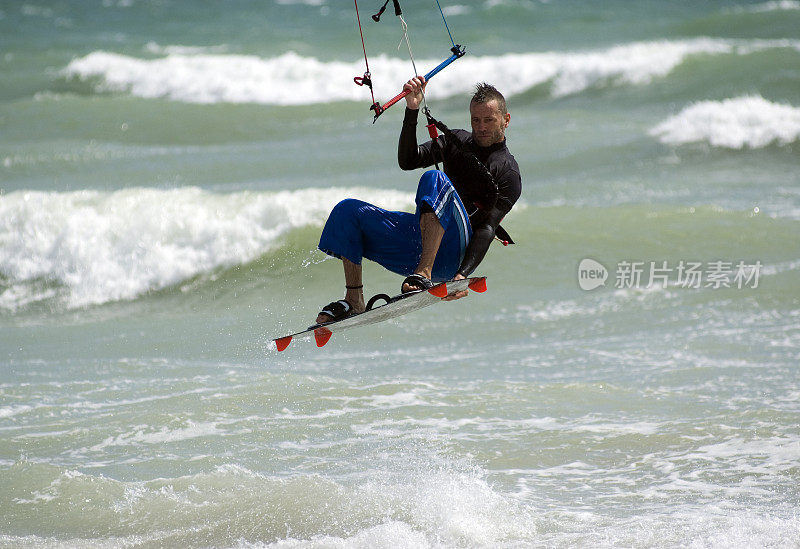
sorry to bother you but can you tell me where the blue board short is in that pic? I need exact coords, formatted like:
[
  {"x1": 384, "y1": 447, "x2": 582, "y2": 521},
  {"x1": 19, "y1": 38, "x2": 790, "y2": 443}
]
[{"x1": 318, "y1": 170, "x2": 472, "y2": 282}]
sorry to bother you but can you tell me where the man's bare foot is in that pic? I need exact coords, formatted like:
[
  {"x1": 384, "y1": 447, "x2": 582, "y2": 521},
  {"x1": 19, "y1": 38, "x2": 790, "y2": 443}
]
[{"x1": 401, "y1": 282, "x2": 418, "y2": 293}]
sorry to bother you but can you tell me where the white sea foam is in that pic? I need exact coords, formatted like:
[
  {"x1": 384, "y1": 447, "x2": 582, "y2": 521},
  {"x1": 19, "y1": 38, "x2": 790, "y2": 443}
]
[
  {"x1": 442, "y1": 4, "x2": 472, "y2": 16},
  {"x1": 0, "y1": 186, "x2": 413, "y2": 309},
  {"x1": 20, "y1": 4, "x2": 55, "y2": 17},
  {"x1": 691, "y1": 436, "x2": 800, "y2": 473},
  {"x1": 2, "y1": 455, "x2": 533, "y2": 546},
  {"x1": 89, "y1": 420, "x2": 225, "y2": 451},
  {"x1": 143, "y1": 41, "x2": 229, "y2": 55},
  {"x1": 731, "y1": 0, "x2": 800, "y2": 13},
  {"x1": 62, "y1": 38, "x2": 800, "y2": 105},
  {"x1": 650, "y1": 96, "x2": 800, "y2": 148},
  {"x1": 0, "y1": 404, "x2": 33, "y2": 419},
  {"x1": 275, "y1": 0, "x2": 327, "y2": 5}
]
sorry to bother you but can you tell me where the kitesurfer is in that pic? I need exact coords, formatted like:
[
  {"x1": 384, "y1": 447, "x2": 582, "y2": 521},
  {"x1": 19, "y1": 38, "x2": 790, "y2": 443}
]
[{"x1": 315, "y1": 80, "x2": 522, "y2": 324}]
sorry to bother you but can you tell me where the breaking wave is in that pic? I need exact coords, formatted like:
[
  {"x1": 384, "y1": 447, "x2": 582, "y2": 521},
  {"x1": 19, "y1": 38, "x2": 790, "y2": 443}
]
[
  {"x1": 61, "y1": 38, "x2": 800, "y2": 105},
  {"x1": 650, "y1": 95, "x2": 800, "y2": 149},
  {"x1": 0, "y1": 187, "x2": 413, "y2": 310}
]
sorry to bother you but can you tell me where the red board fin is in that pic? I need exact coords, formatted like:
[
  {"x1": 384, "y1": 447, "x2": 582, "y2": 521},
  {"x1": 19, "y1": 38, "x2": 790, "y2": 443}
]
[
  {"x1": 275, "y1": 336, "x2": 293, "y2": 352},
  {"x1": 314, "y1": 327, "x2": 333, "y2": 347},
  {"x1": 428, "y1": 283, "x2": 449, "y2": 298},
  {"x1": 468, "y1": 277, "x2": 487, "y2": 293}
]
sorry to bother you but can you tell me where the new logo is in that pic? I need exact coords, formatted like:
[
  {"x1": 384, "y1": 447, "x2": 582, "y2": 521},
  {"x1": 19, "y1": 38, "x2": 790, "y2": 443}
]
[{"x1": 578, "y1": 258, "x2": 608, "y2": 291}]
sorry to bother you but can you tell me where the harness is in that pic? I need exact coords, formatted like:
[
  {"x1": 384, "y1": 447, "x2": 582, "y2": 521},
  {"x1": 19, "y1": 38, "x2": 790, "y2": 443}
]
[{"x1": 424, "y1": 110, "x2": 514, "y2": 246}]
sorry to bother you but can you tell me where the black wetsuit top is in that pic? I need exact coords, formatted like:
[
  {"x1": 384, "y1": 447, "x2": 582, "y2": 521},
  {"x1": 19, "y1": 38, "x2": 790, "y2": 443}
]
[{"x1": 398, "y1": 107, "x2": 522, "y2": 277}]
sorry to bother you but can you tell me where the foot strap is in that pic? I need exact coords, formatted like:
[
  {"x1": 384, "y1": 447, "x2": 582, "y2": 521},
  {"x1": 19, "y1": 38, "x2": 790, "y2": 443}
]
[
  {"x1": 366, "y1": 293, "x2": 392, "y2": 310},
  {"x1": 401, "y1": 273, "x2": 433, "y2": 294},
  {"x1": 319, "y1": 299, "x2": 352, "y2": 322}
]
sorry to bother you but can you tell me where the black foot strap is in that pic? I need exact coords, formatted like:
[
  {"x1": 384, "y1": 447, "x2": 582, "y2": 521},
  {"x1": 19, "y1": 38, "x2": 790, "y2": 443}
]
[
  {"x1": 318, "y1": 299, "x2": 352, "y2": 322},
  {"x1": 366, "y1": 293, "x2": 392, "y2": 310},
  {"x1": 401, "y1": 273, "x2": 433, "y2": 294}
]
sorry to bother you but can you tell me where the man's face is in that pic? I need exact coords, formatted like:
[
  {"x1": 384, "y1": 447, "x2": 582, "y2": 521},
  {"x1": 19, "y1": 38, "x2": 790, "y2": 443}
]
[{"x1": 470, "y1": 99, "x2": 510, "y2": 148}]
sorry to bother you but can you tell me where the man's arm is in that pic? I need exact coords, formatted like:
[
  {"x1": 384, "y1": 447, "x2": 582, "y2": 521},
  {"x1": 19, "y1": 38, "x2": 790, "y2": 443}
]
[
  {"x1": 456, "y1": 164, "x2": 521, "y2": 278},
  {"x1": 398, "y1": 77, "x2": 441, "y2": 170},
  {"x1": 398, "y1": 107, "x2": 424, "y2": 170},
  {"x1": 456, "y1": 204, "x2": 508, "y2": 278}
]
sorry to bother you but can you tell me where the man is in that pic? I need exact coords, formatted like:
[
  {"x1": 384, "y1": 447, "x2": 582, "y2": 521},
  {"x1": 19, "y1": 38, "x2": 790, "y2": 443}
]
[{"x1": 315, "y1": 78, "x2": 521, "y2": 324}]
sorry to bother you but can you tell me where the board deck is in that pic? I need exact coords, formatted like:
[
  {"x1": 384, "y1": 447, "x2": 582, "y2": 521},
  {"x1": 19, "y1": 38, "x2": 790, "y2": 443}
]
[{"x1": 273, "y1": 277, "x2": 487, "y2": 351}]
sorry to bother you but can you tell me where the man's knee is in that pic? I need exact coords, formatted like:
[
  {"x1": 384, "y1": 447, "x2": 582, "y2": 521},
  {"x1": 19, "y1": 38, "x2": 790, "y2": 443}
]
[
  {"x1": 329, "y1": 198, "x2": 367, "y2": 220},
  {"x1": 418, "y1": 169, "x2": 448, "y2": 192},
  {"x1": 416, "y1": 170, "x2": 450, "y2": 208},
  {"x1": 319, "y1": 199, "x2": 369, "y2": 264}
]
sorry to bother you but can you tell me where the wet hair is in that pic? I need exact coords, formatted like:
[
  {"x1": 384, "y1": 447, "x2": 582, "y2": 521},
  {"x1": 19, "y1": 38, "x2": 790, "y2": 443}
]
[{"x1": 471, "y1": 82, "x2": 507, "y2": 116}]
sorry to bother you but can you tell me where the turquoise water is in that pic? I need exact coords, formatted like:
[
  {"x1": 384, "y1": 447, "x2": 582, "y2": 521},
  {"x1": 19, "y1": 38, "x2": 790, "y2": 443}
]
[{"x1": 2, "y1": 0, "x2": 800, "y2": 547}]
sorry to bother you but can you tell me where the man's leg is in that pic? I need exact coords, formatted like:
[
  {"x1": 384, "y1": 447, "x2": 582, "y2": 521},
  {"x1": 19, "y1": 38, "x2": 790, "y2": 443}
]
[
  {"x1": 316, "y1": 177, "x2": 469, "y2": 313},
  {"x1": 402, "y1": 170, "x2": 471, "y2": 292},
  {"x1": 402, "y1": 209, "x2": 444, "y2": 293},
  {"x1": 315, "y1": 257, "x2": 365, "y2": 324},
  {"x1": 317, "y1": 198, "x2": 419, "y2": 324}
]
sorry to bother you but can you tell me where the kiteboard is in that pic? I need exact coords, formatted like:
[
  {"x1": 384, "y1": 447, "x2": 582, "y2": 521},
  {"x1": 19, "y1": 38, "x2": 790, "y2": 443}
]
[{"x1": 273, "y1": 276, "x2": 487, "y2": 351}]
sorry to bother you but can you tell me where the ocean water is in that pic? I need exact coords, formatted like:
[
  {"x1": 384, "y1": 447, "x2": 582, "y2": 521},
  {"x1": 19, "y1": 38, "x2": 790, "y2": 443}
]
[{"x1": 1, "y1": 0, "x2": 800, "y2": 547}]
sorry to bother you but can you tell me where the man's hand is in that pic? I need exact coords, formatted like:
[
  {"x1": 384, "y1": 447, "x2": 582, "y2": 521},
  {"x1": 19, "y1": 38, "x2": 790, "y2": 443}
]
[
  {"x1": 442, "y1": 272, "x2": 468, "y2": 301},
  {"x1": 403, "y1": 76, "x2": 427, "y2": 110}
]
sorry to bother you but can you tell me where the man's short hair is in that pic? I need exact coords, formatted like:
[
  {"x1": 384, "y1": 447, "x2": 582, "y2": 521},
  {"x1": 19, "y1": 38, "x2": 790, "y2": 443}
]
[{"x1": 471, "y1": 82, "x2": 507, "y2": 116}]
